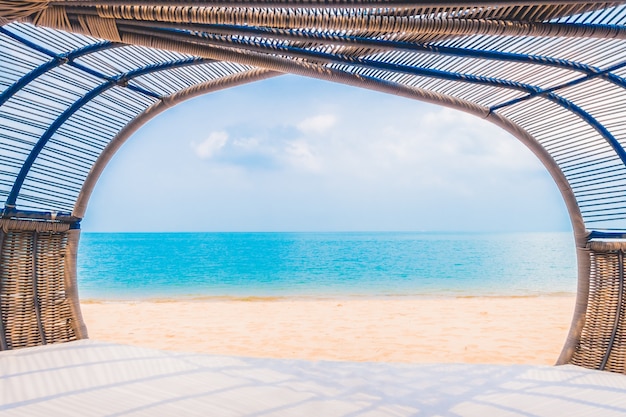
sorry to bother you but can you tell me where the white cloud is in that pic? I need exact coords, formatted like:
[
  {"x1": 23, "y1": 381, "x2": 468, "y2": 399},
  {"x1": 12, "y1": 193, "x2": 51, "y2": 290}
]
[
  {"x1": 191, "y1": 131, "x2": 228, "y2": 159},
  {"x1": 285, "y1": 140, "x2": 322, "y2": 172},
  {"x1": 232, "y1": 136, "x2": 262, "y2": 151},
  {"x1": 297, "y1": 114, "x2": 337, "y2": 134}
]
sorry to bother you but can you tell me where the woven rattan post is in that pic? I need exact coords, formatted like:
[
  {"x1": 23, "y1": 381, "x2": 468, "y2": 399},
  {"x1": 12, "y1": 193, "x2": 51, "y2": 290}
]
[
  {"x1": 566, "y1": 240, "x2": 626, "y2": 373},
  {"x1": 0, "y1": 219, "x2": 86, "y2": 350}
]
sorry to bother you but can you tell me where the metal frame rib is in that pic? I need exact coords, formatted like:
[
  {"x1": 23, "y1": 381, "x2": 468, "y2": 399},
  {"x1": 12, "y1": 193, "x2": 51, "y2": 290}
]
[{"x1": 0, "y1": 31, "x2": 117, "y2": 108}]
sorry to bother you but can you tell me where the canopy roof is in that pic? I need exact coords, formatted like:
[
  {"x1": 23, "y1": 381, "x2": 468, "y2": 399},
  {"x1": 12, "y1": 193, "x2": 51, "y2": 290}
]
[{"x1": 1, "y1": 1, "x2": 626, "y2": 238}]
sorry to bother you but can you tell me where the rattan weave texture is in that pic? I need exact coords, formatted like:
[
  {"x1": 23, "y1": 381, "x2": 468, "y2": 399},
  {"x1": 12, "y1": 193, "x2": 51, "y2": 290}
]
[{"x1": 0, "y1": 221, "x2": 78, "y2": 350}]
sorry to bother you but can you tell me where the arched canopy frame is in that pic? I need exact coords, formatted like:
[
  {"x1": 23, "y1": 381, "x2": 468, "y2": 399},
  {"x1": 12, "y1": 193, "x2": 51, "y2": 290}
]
[
  {"x1": 0, "y1": 2, "x2": 625, "y2": 229},
  {"x1": 0, "y1": 0, "x2": 626, "y2": 372}
]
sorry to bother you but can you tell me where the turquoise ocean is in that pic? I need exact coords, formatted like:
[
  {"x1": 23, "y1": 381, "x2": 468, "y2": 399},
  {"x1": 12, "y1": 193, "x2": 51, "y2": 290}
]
[{"x1": 77, "y1": 232, "x2": 577, "y2": 300}]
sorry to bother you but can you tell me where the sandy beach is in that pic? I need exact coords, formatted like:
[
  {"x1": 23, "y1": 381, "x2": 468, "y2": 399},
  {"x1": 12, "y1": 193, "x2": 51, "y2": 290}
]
[{"x1": 81, "y1": 295, "x2": 575, "y2": 365}]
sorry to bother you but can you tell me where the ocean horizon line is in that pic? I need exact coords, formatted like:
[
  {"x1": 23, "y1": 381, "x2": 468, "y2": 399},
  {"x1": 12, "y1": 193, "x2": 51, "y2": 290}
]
[{"x1": 81, "y1": 230, "x2": 573, "y2": 235}]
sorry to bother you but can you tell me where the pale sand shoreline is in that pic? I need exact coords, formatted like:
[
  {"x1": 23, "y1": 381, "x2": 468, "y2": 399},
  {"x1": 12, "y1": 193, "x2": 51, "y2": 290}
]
[{"x1": 81, "y1": 296, "x2": 576, "y2": 365}]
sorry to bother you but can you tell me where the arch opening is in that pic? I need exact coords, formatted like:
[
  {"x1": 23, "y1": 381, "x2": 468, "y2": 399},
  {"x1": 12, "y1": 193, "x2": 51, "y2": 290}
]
[{"x1": 77, "y1": 76, "x2": 577, "y2": 365}]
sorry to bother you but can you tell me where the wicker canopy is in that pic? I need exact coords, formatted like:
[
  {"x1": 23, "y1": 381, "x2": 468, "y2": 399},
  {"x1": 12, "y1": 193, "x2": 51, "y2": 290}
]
[{"x1": 1, "y1": 1, "x2": 626, "y2": 373}]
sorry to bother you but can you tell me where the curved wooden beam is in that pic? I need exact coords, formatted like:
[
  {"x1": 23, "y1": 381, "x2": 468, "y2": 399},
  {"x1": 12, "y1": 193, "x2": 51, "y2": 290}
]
[{"x1": 71, "y1": 40, "x2": 587, "y2": 364}]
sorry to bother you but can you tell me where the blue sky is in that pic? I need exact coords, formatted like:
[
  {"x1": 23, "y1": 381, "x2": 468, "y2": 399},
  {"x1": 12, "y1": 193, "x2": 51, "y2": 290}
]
[{"x1": 81, "y1": 75, "x2": 571, "y2": 233}]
